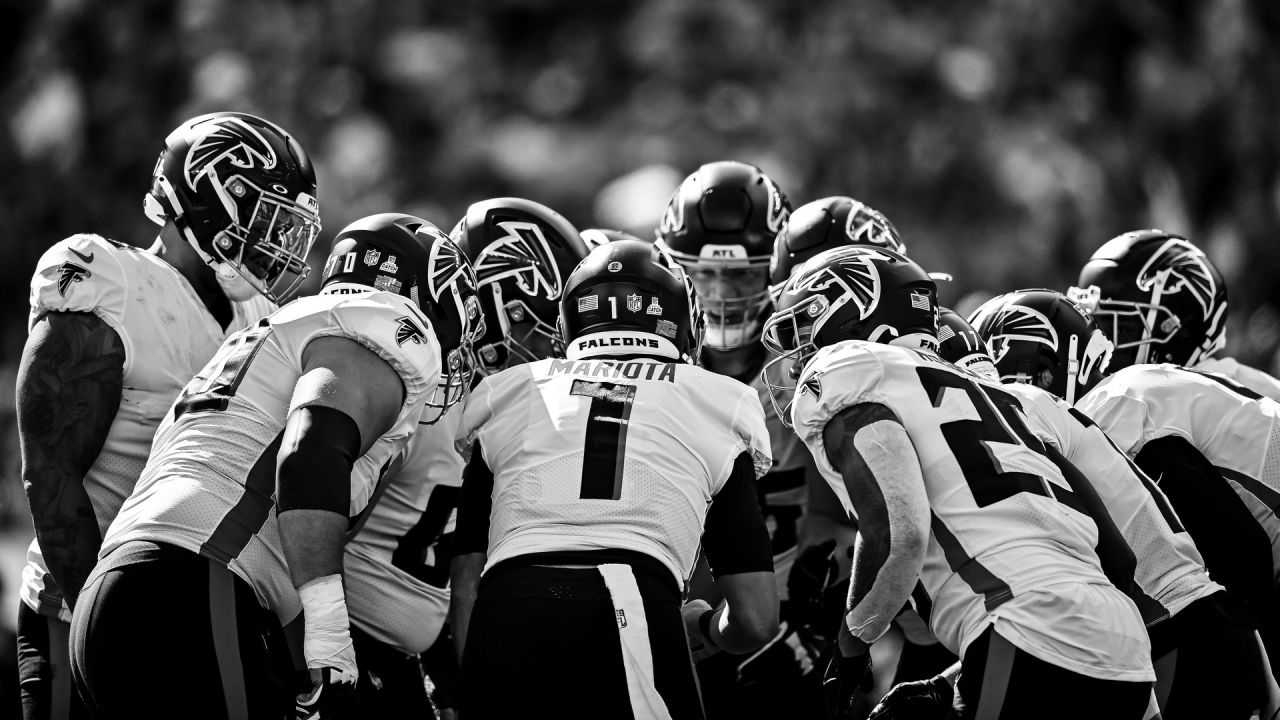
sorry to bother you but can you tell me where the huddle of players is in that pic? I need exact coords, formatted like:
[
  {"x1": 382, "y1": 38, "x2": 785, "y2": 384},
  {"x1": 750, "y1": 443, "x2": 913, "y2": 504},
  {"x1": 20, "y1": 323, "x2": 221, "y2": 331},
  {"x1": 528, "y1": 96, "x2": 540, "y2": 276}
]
[{"x1": 14, "y1": 107, "x2": 1280, "y2": 720}]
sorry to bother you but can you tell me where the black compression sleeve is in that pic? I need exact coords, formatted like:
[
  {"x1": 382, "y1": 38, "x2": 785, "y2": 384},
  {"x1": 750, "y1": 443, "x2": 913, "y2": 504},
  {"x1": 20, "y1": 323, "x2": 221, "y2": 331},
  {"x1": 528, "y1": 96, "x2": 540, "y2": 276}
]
[
  {"x1": 455, "y1": 442, "x2": 495, "y2": 554},
  {"x1": 702, "y1": 451, "x2": 774, "y2": 577},
  {"x1": 276, "y1": 405, "x2": 362, "y2": 515}
]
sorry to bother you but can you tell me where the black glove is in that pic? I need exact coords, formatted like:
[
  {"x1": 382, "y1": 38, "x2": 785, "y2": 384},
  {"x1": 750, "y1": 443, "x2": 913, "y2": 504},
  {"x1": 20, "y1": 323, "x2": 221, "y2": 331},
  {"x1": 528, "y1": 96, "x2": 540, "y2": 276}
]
[
  {"x1": 296, "y1": 667, "x2": 364, "y2": 720},
  {"x1": 867, "y1": 675, "x2": 953, "y2": 720},
  {"x1": 787, "y1": 540, "x2": 839, "y2": 631},
  {"x1": 822, "y1": 650, "x2": 873, "y2": 720}
]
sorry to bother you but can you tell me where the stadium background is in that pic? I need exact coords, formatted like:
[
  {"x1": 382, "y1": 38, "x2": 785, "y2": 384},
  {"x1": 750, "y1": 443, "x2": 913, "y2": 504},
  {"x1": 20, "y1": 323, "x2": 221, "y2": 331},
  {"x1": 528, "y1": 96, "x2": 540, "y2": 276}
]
[{"x1": 0, "y1": 0, "x2": 1278, "y2": 709}]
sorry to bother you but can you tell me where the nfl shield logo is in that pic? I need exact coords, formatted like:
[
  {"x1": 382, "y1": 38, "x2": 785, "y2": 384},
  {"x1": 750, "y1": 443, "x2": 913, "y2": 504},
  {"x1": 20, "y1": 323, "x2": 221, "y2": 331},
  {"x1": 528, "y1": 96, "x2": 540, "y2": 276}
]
[
  {"x1": 626, "y1": 293, "x2": 642, "y2": 313},
  {"x1": 364, "y1": 249, "x2": 381, "y2": 266}
]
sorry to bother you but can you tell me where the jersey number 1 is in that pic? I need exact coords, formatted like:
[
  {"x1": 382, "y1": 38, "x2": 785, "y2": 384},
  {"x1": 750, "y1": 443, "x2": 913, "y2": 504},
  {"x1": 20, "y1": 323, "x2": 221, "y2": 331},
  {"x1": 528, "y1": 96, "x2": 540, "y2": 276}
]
[{"x1": 571, "y1": 379, "x2": 637, "y2": 500}]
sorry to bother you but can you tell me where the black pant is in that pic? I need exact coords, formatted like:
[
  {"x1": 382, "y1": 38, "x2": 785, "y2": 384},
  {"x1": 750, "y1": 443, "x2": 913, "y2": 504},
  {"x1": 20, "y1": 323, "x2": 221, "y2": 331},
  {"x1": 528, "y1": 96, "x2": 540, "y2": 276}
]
[
  {"x1": 695, "y1": 619, "x2": 824, "y2": 720},
  {"x1": 1149, "y1": 592, "x2": 1267, "y2": 720},
  {"x1": 349, "y1": 625, "x2": 435, "y2": 718},
  {"x1": 461, "y1": 557, "x2": 702, "y2": 720},
  {"x1": 16, "y1": 603, "x2": 86, "y2": 720},
  {"x1": 956, "y1": 626, "x2": 1151, "y2": 720},
  {"x1": 68, "y1": 541, "x2": 297, "y2": 720}
]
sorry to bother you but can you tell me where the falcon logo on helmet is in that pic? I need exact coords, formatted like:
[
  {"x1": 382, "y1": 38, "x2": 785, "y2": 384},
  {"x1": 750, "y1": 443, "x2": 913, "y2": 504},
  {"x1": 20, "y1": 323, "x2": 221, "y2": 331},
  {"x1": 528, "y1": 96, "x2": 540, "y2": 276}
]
[
  {"x1": 764, "y1": 176, "x2": 789, "y2": 234},
  {"x1": 183, "y1": 117, "x2": 277, "y2": 192},
  {"x1": 658, "y1": 190, "x2": 686, "y2": 237},
  {"x1": 472, "y1": 220, "x2": 563, "y2": 300},
  {"x1": 56, "y1": 261, "x2": 91, "y2": 297},
  {"x1": 845, "y1": 203, "x2": 903, "y2": 253},
  {"x1": 425, "y1": 227, "x2": 474, "y2": 302},
  {"x1": 794, "y1": 247, "x2": 882, "y2": 321},
  {"x1": 1135, "y1": 237, "x2": 1217, "y2": 320},
  {"x1": 982, "y1": 304, "x2": 1059, "y2": 364}
]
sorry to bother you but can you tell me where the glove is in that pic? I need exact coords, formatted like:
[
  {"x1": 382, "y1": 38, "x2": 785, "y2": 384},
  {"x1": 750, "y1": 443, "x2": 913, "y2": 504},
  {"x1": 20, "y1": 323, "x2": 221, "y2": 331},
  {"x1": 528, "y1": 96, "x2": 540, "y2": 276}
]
[
  {"x1": 822, "y1": 650, "x2": 873, "y2": 720},
  {"x1": 681, "y1": 599, "x2": 721, "y2": 662},
  {"x1": 736, "y1": 621, "x2": 823, "y2": 687},
  {"x1": 295, "y1": 667, "x2": 363, "y2": 720},
  {"x1": 867, "y1": 675, "x2": 953, "y2": 720},
  {"x1": 788, "y1": 540, "x2": 839, "y2": 633}
]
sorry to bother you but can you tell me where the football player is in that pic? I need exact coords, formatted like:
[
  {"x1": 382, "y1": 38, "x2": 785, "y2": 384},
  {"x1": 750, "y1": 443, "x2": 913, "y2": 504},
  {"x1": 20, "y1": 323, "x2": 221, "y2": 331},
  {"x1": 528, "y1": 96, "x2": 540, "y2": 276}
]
[
  {"x1": 68, "y1": 213, "x2": 482, "y2": 719},
  {"x1": 339, "y1": 198, "x2": 589, "y2": 717},
  {"x1": 1069, "y1": 228, "x2": 1280, "y2": 401},
  {"x1": 15, "y1": 111, "x2": 317, "y2": 720},
  {"x1": 972, "y1": 287, "x2": 1280, "y2": 686},
  {"x1": 654, "y1": 161, "x2": 824, "y2": 717},
  {"x1": 762, "y1": 246, "x2": 1154, "y2": 719},
  {"x1": 449, "y1": 239, "x2": 779, "y2": 719},
  {"x1": 768, "y1": 195, "x2": 905, "y2": 296},
  {"x1": 955, "y1": 290, "x2": 1271, "y2": 718}
]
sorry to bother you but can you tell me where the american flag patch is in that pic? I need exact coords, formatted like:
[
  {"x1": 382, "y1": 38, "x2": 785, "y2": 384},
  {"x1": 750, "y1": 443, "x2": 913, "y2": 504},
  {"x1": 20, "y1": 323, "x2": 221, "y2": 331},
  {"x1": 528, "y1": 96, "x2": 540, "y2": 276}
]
[
  {"x1": 910, "y1": 291, "x2": 931, "y2": 311},
  {"x1": 937, "y1": 324, "x2": 955, "y2": 342},
  {"x1": 578, "y1": 295, "x2": 599, "y2": 312}
]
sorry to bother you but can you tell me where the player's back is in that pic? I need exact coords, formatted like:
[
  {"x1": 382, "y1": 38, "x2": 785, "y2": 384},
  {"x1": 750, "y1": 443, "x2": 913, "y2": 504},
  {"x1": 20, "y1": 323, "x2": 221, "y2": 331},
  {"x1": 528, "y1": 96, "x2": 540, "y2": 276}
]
[
  {"x1": 792, "y1": 341, "x2": 1151, "y2": 681},
  {"x1": 457, "y1": 356, "x2": 771, "y2": 587},
  {"x1": 103, "y1": 290, "x2": 440, "y2": 625}
]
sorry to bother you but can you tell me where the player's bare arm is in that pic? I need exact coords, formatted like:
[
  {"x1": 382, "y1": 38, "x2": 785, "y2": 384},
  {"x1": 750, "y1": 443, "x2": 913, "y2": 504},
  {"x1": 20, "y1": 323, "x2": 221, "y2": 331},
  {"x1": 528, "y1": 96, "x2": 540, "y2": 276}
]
[
  {"x1": 17, "y1": 310, "x2": 124, "y2": 610},
  {"x1": 449, "y1": 442, "x2": 497, "y2": 662}
]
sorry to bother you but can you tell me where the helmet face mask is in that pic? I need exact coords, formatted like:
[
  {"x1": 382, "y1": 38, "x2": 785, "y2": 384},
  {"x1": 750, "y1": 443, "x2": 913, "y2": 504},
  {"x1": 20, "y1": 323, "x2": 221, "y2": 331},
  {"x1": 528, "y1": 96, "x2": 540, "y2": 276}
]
[{"x1": 146, "y1": 113, "x2": 321, "y2": 304}]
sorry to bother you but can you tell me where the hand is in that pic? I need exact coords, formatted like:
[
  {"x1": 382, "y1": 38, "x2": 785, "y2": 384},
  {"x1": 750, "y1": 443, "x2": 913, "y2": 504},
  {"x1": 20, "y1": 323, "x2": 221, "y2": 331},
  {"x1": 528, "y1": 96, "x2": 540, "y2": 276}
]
[
  {"x1": 736, "y1": 621, "x2": 822, "y2": 686},
  {"x1": 788, "y1": 539, "x2": 839, "y2": 630},
  {"x1": 867, "y1": 675, "x2": 953, "y2": 720},
  {"x1": 822, "y1": 649, "x2": 873, "y2": 720},
  {"x1": 295, "y1": 667, "x2": 363, "y2": 720},
  {"x1": 681, "y1": 599, "x2": 721, "y2": 662}
]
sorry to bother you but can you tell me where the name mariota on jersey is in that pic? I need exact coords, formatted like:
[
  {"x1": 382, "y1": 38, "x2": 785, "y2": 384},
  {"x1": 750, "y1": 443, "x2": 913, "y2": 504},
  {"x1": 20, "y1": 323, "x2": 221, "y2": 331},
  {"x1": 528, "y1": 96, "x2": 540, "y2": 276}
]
[{"x1": 547, "y1": 357, "x2": 677, "y2": 383}]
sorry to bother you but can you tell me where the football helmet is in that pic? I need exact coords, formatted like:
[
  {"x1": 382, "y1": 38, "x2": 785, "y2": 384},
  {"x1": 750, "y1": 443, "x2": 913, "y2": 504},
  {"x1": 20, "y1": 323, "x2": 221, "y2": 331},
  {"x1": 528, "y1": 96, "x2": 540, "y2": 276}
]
[
  {"x1": 321, "y1": 213, "x2": 484, "y2": 423},
  {"x1": 144, "y1": 112, "x2": 321, "y2": 303},
  {"x1": 936, "y1": 307, "x2": 999, "y2": 382},
  {"x1": 559, "y1": 239, "x2": 703, "y2": 364},
  {"x1": 769, "y1": 196, "x2": 903, "y2": 296},
  {"x1": 1067, "y1": 229, "x2": 1227, "y2": 369},
  {"x1": 760, "y1": 246, "x2": 937, "y2": 424},
  {"x1": 450, "y1": 198, "x2": 589, "y2": 375},
  {"x1": 969, "y1": 289, "x2": 1113, "y2": 405},
  {"x1": 654, "y1": 161, "x2": 791, "y2": 350},
  {"x1": 580, "y1": 227, "x2": 643, "y2": 251}
]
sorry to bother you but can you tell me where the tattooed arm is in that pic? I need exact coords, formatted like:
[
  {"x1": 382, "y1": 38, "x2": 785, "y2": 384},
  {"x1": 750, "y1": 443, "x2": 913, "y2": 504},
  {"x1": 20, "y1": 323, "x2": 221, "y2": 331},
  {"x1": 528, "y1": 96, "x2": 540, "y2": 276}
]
[{"x1": 16, "y1": 311, "x2": 125, "y2": 610}]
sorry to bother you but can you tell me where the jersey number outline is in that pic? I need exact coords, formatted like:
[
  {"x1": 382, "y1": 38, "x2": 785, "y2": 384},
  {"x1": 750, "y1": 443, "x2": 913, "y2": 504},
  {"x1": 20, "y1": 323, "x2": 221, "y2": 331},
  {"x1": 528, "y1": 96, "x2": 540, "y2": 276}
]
[
  {"x1": 571, "y1": 379, "x2": 637, "y2": 500},
  {"x1": 175, "y1": 319, "x2": 273, "y2": 418}
]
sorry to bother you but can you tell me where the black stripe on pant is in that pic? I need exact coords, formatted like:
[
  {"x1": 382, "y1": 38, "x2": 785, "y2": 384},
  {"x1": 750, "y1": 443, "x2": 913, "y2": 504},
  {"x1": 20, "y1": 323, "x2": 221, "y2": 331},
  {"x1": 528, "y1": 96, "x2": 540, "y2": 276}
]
[{"x1": 68, "y1": 541, "x2": 297, "y2": 720}]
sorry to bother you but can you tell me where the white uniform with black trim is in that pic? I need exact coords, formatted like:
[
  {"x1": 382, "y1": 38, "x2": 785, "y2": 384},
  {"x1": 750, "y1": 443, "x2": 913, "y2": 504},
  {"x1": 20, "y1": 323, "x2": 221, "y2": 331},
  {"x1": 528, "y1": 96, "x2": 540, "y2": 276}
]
[
  {"x1": 20, "y1": 233, "x2": 275, "y2": 621},
  {"x1": 1194, "y1": 355, "x2": 1280, "y2": 404},
  {"x1": 344, "y1": 409, "x2": 463, "y2": 655},
  {"x1": 100, "y1": 290, "x2": 441, "y2": 628},
  {"x1": 1077, "y1": 363, "x2": 1280, "y2": 580},
  {"x1": 456, "y1": 356, "x2": 772, "y2": 587},
  {"x1": 1005, "y1": 382, "x2": 1221, "y2": 623},
  {"x1": 791, "y1": 341, "x2": 1153, "y2": 682}
]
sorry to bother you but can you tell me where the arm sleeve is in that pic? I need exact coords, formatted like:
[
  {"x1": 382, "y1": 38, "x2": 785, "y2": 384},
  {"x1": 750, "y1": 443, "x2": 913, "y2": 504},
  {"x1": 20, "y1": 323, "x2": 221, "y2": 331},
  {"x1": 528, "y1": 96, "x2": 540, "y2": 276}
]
[
  {"x1": 454, "y1": 441, "x2": 495, "y2": 555},
  {"x1": 702, "y1": 451, "x2": 774, "y2": 577},
  {"x1": 276, "y1": 405, "x2": 362, "y2": 515}
]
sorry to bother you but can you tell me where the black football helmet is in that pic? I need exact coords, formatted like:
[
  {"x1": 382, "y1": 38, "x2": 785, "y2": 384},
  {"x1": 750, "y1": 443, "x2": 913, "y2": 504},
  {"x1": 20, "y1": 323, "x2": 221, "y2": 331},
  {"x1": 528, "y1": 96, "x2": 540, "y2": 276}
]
[
  {"x1": 936, "y1": 307, "x2": 999, "y2": 382},
  {"x1": 450, "y1": 198, "x2": 589, "y2": 375},
  {"x1": 143, "y1": 112, "x2": 320, "y2": 303},
  {"x1": 969, "y1": 289, "x2": 1114, "y2": 405},
  {"x1": 769, "y1": 196, "x2": 903, "y2": 296},
  {"x1": 1067, "y1": 229, "x2": 1227, "y2": 370},
  {"x1": 580, "y1": 228, "x2": 644, "y2": 251},
  {"x1": 559, "y1": 239, "x2": 703, "y2": 363},
  {"x1": 761, "y1": 246, "x2": 937, "y2": 424},
  {"x1": 321, "y1": 213, "x2": 484, "y2": 423},
  {"x1": 654, "y1": 161, "x2": 791, "y2": 350}
]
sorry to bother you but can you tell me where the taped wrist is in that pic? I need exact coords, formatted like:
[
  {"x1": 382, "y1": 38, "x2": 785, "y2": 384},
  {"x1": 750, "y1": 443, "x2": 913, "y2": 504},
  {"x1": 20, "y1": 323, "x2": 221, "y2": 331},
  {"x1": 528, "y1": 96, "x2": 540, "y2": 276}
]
[
  {"x1": 276, "y1": 405, "x2": 362, "y2": 515},
  {"x1": 298, "y1": 574, "x2": 357, "y2": 680}
]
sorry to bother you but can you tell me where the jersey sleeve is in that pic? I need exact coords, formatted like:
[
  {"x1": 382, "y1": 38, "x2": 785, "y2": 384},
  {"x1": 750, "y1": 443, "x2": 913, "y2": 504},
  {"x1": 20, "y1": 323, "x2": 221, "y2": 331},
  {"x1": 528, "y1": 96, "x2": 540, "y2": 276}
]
[
  {"x1": 29, "y1": 234, "x2": 128, "y2": 333},
  {"x1": 791, "y1": 344, "x2": 887, "y2": 479},
  {"x1": 729, "y1": 387, "x2": 773, "y2": 482}
]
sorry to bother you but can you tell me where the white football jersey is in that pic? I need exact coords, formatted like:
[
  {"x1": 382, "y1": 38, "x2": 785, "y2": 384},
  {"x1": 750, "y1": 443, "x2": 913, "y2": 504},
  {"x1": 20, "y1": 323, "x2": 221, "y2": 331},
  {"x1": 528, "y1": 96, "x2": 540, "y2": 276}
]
[
  {"x1": 751, "y1": 367, "x2": 810, "y2": 600},
  {"x1": 100, "y1": 290, "x2": 441, "y2": 628},
  {"x1": 456, "y1": 357, "x2": 772, "y2": 587},
  {"x1": 21, "y1": 234, "x2": 275, "y2": 620},
  {"x1": 1077, "y1": 363, "x2": 1280, "y2": 581},
  {"x1": 1193, "y1": 355, "x2": 1280, "y2": 403},
  {"x1": 344, "y1": 408, "x2": 463, "y2": 655},
  {"x1": 1005, "y1": 382, "x2": 1221, "y2": 622},
  {"x1": 792, "y1": 342, "x2": 1152, "y2": 682}
]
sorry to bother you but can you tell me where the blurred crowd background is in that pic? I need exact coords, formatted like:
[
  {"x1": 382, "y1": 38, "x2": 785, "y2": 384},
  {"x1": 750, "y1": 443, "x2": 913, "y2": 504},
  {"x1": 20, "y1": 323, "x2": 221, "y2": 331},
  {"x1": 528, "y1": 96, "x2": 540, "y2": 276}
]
[{"x1": 0, "y1": 0, "x2": 1278, "y2": 648}]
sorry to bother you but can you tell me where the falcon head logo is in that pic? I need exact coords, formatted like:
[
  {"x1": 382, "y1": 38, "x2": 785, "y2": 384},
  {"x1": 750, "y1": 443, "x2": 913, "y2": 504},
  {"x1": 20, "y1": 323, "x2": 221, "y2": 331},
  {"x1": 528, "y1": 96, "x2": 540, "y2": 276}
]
[
  {"x1": 395, "y1": 315, "x2": 426, "y2": 346},
  {"x1": 472, "y1": 220, "x2": 562, "y2": 300},
  {"x1": 845, "y1": 202, "x2": 903, "y2": 254},
  {"x1": 981, "y1": 304, "x2": 1059, "y2": 364},
  {"x1": 424, "y1": 228, "x2": 475, "y2": 303},
  {"x1": 793, "y1": 246, "x2": 883, "y2": 322},
  {"x1": 1136, "y1": 238, "x2": 1217, "y2": 319},
  {"x1": 658, "y1": 187, "x2": 685, "y2": 237},
  {"x1": 764, "y1": 175, "x2": 790, "y2": 234},
  {"x1": 56, "y1": 261, "x2": 91, "y2": 297},
  {"x1": 184, "y1": 117, "x2": 277, "y2": 192}
]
